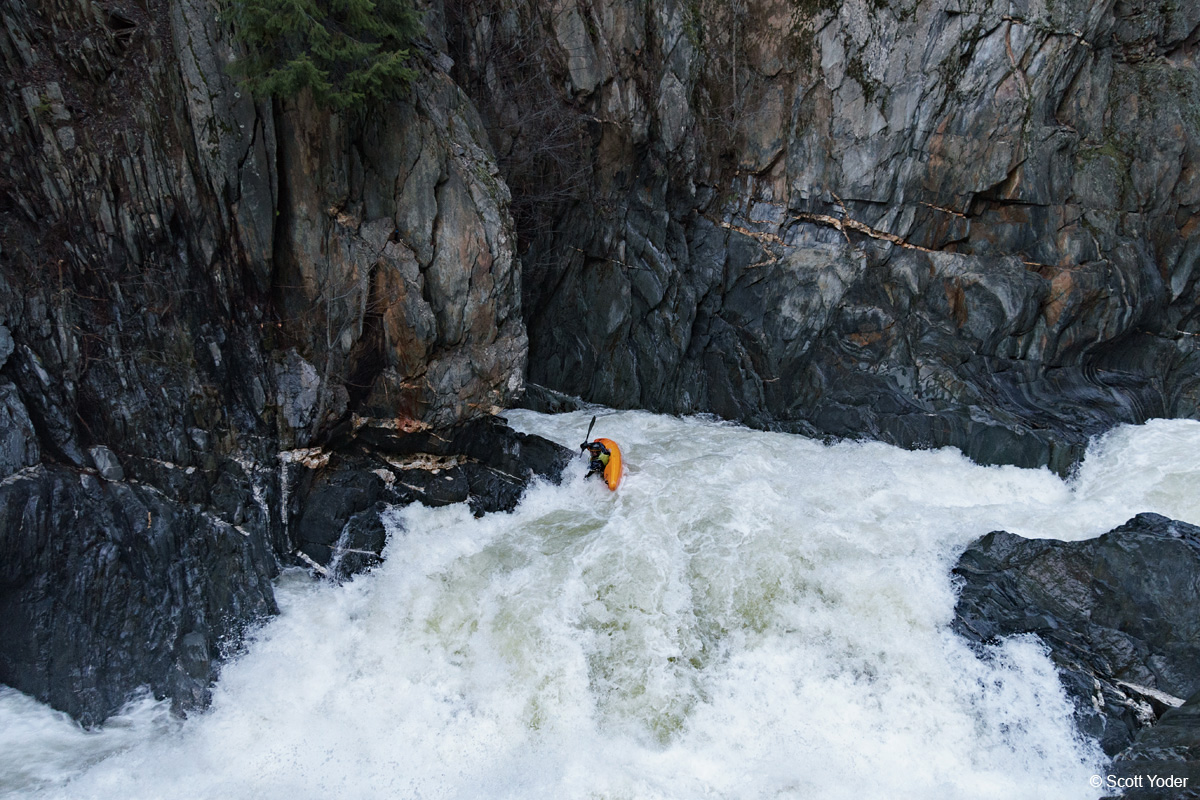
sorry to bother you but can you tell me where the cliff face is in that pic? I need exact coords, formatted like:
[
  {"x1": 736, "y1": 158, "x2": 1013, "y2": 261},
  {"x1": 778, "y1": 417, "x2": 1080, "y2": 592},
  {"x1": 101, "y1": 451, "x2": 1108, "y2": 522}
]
[
  {"x1": 447, "y1": 0, "x2": 1200, "y2": 471},
  {"x1": 2, "y1": 0, "x2": 1199, "y2": 727},
  {"x1": 0, "y1": 0, "x2": 539, "y2": 723}
]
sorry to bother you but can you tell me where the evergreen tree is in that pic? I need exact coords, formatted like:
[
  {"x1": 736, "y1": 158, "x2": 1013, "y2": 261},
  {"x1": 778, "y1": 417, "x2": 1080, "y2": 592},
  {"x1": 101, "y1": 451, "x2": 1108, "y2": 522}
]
[{"x1": 229, "y1": 0, "x2": 421, "y2": 111}]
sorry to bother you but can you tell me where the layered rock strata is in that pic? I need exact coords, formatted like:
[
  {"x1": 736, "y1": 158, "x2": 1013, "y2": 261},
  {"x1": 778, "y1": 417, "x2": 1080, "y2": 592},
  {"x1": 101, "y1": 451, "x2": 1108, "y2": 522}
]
[{"x1": 291, "y1": 415, "x2": 574, "y2": 580}]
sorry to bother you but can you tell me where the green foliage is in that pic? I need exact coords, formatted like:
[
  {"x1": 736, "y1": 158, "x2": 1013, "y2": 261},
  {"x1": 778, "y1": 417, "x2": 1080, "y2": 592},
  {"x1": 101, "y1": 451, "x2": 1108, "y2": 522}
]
[
  {"x1": 229, "y1": 0, "x2": 422, "y2": 111},
  {"x1": 32, "y1": 95, "x2": 54, "y2": 118},
  {"x1": 846, "y1": 54, "x2": 881, "y2": 104},
  {"x1": 683, "y1": 0, "x2": 703, "y2": 50}
]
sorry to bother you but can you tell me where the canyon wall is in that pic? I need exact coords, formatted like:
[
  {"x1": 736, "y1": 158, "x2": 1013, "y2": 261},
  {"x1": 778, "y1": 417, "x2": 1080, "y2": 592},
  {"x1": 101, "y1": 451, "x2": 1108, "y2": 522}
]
[
  {"x1": 446, "y1": 0, "x2": 1200, "y2": 471},
  {"x1": 3, "y1": 0, "x2": 1200, "y2": 724},
  {"x1": 0, "y1": 0, "x2": 541, "y2": 723}
]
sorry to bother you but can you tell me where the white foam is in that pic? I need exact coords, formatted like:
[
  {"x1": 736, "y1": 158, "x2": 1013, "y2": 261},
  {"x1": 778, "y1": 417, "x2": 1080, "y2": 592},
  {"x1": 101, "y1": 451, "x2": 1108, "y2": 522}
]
[
  {"x1": 5, "y1": 412, "x2": 1199, "y2": 799},
  {"x1": 0, "y1": 688, "x2": 175, "y2": 797}
]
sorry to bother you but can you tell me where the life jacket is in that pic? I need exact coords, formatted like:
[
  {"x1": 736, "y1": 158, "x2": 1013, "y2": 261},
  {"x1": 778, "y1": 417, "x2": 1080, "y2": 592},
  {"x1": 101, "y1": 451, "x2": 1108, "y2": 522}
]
[{"x1": 586, "y1": 441, "x2": 610, "y2": 472}]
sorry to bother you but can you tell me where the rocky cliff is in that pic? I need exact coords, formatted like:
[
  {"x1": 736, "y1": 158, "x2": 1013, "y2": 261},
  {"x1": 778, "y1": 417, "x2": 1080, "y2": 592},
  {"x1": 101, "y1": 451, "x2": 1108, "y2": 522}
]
[
  {"x1": 0, "y1": 0, "x2": 566, "y2": 724},
  {"x1": 446, "y1": 0, "x2": 1200, "y2": 471},
  {"x1": 3, "y1": 0, "x2": 1200, "y2": 729}
]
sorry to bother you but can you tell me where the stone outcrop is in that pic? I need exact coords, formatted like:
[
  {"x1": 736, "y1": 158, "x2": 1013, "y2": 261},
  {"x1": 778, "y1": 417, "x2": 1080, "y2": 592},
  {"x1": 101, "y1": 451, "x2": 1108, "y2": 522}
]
[
  {"x1": 0, "y1": 0, "x2": 553, "y2": 724},
  {"x1": 270, "y1": 71, "x2": 527, "y2": 434},
  {"x1": 953, "y1": 513, "x2": 1200, "y2": 776},
  {"x1": 290, "y1": 416, "x2": 574, "y2": 580},
  {"x1": 0, "y1": 464, "x2": 279, "y2": 726},
  {"x1": 447, "y1": 0, "x2": 1200, "y2": 472}
]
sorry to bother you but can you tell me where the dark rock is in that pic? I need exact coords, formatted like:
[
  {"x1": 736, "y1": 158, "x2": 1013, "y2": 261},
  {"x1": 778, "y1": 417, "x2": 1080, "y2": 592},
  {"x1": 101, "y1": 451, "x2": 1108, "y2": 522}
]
[
  {"x1": 0, "y1": 380, "x2": 38, "y2": 479},
  {"x1": 519, "y1": 382, "x2": 590, "y2": 414},
  {"x1": 354, "y1": 415, "x2": 576, "y2": 488},
  {"x1": 329, "y1": 508, "x2": 389, "y2": 580},
  {"x1": 0, "y1": 0, "x2": 529, "y2": 727},
  {"x1": 0, "y1": 325, "x2": 13, "y2": 369},
  {"x1": 87, "y1": 445, "x2": 125, "y2": 482},
  {"x1": 447, "y1": 0, "x2": 1200, "y2": 472},
  {"x1": 294, "y1": 467, "x2": 386, "y2": 565},
  {"x1": 1109, "y1": 690, "x2": 1200, "y2": 800},
  {"x1": 953, "y1": 513, "x2": 1200, "y2": 756},
  {"x1": 8, "y1": 346, "x2": 88, "y2": 469},
  {"x1": 274, "y1": 351, "x2": 322, "y2": 433},
  {"x1": 291, "y1": 416, "x2": 573, "y2": 577},
  {"x1": 389, "y1": 464, "x2": 471, "y2": 508},
  {"x1": 0, "y1": 465, "x2": 279, "y2": 726},
  {"x1": 461, "y1": 460, "x2": 527, "y2": 517}
]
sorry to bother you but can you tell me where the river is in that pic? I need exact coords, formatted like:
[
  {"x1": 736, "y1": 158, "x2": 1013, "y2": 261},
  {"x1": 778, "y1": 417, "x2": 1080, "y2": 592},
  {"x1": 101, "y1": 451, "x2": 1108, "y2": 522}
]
[{"x1": 3, "y1": 410, "x2": 1199, "y2": 800}]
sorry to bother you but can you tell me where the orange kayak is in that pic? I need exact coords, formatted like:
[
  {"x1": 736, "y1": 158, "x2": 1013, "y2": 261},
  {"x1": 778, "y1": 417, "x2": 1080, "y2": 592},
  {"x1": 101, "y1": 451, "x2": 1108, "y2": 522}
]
[{"x1": 595, "y1": 438, "x2": 622, "y2": 491}]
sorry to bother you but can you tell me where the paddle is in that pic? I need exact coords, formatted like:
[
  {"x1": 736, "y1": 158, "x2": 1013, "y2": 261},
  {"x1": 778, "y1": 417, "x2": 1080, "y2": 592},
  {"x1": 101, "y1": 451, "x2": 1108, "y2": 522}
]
[{"x1": 580, "y1": 415, "x2": 597, "y2": 450}]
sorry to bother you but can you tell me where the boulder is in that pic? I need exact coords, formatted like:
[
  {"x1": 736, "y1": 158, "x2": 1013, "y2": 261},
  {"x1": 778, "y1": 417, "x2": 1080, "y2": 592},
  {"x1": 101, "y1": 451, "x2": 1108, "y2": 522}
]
[
  {"x1": 87, "y1": 445, "x2": 125, "y2": 482},
  {"x1": 291, "y1": 416, "x2": 574, "y2": 579},
  {"x1": 953, "y1": 513, "x2": 1200, "y2": 757}
]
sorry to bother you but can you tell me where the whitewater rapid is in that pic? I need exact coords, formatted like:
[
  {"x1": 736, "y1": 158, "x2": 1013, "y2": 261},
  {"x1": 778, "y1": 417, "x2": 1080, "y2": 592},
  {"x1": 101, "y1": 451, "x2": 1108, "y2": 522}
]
[{"x1": 3, "y1": 411, "x2": 1199, "y2": 800}]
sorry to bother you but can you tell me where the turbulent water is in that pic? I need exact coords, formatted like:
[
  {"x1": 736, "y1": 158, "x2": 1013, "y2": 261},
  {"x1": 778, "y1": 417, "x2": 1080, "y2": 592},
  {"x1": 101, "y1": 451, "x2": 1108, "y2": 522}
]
[{"x1": 4, "y1": 411, "x2": 1200, "y2": 800}]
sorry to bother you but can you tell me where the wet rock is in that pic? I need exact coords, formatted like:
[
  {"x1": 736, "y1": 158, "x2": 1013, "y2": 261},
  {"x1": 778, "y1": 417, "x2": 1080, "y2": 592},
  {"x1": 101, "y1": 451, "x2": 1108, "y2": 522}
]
[
  {"x1": 291, "y1": 416, "x2": 574, "y2": 577},
  {"x1": 0, "y1": 466, "x2": 279, "y2": 725},
  {"x1": 329, "y1": 510, "x2": 389, "y2": 580},
  {"x1": 953, "y1": 513, "x2": 1200, "y2": 757},
  {"x1": 87, "y1": 445, "x2": 125, "y2": 482},
  {"x1": 519, "y1": 382, "x2": 590, "y2": 414},
  {"x1": 1109, "y1": 690, "x2": 1200, "y2": 799},
  {"x1": 294, "y1": 467, "x2": 387, "y2": 566},
  {"x1": 354, "y1": 414, "x2": 576, "y2": 487}
]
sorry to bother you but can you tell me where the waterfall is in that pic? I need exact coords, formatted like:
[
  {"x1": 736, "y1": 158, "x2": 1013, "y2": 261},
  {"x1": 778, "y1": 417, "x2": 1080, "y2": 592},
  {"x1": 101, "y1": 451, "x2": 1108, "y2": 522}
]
[{"x1": 3, "y1": 411, "x2": 1198, "y2": 800}]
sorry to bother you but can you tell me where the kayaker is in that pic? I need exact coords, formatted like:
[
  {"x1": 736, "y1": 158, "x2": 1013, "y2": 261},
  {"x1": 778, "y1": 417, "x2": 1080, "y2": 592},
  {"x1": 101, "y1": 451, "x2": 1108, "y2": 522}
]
[{"x1": 581, "y1": 440, "x2": 610, "y2": 480}]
